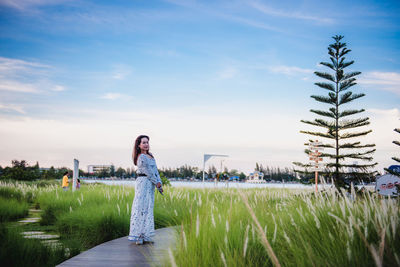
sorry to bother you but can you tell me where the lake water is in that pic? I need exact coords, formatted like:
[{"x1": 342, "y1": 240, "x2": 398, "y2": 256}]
[{"x1": 82, "y1": 179, "x2": 370, "y2": 190}]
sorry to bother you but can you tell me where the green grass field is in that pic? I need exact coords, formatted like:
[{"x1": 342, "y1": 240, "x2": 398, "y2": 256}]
[{"x1": 0, "y1": 180, "x2": 399, "y2": 266}]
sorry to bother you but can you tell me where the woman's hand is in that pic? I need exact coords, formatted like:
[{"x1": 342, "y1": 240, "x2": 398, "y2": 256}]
[{"x1": 156, "y1": 182, "x2": 163, "y2": 193}]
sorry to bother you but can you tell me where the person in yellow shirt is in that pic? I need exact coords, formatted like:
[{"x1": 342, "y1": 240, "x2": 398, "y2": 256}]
[{"x1": 62, "y1": 171, "x2": 69, "y2": 191}]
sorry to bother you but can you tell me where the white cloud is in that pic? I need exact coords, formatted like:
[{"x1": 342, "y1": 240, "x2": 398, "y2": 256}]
[
  {"x1": 100, "y1": 93, "x2": 124, "y2": 100},
  {"x1": 0, "y1": 56, "x2": 50, "y2": 73},
  {"x1": 218, "y1": 66, "x2": 238, "y2": 80},
  {"x1": 219, "y1": 13, "x2": 283, "y2": 32},
  {"x1": 0, "y1": 103, "x2": 25, "y2": 114},
  {"x1": 0, "y1": 56, "x2": 64, "y2": 94},
  {"x1": 368, "y1": 108, "x2": 400, "y2": 117},
  {"x1": 111, "y1": 64, "x2": 133, "y2": 80},
  {"x1": 362, "y1": 108, "x2": 400, "y2": 171},
  {"x1": 0, "y1": 0, "x2": 69, "y2": 11},
  {"x1": 0, "y1": 106, "x2": 307, "y2": 172},
  {"x1": 0, "y1": 80, "x2": 40, "y2": 93},
  {"x1": 52, "y1": 85, "x2": 65, "y2": 92},
  {"x1": 144, "y1": 49, "x2": 181, "y2": 58},
  {"x1": 248, "y1": 1, "x2": 334, "y2": 24},
  {"x1": 0, "y1": 105, "x2": 397, "y2": 173},
  {"x1": 268, "y1": 65, "x2": 313, "y2": 76},
  {"x1": 164, "y1": 0, "x2": 284, "y2": 33},
  {"x1": 359, "y1": 71, "x2": 400, "y2": 95}
]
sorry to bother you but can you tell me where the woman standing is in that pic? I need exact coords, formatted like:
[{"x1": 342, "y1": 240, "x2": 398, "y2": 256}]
[
  {"x1": 62, "y1": 171, "x2": 69, "y2": 191},
  {"x1": 129, "y1": 135, "x2": 163, "y2": 245}
]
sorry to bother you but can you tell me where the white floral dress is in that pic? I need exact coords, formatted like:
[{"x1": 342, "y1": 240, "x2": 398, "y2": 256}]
[{"x1": 128, "y1": 154, "x2": 162, "y2": 242}]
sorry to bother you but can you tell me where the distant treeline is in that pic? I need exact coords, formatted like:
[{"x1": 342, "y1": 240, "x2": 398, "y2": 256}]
[
  {"x1": 0, "y1": 160, "x2": 299, "y2": 182},
  {"x1": 159, "y1": 164, "x2": 245, "y2": 180},
  {"x1": 0, "y1": 160, "x2": 69, "y2": 181},
  {"x1": 255, "y1": 163, "x2": 298, "y2": 182}
]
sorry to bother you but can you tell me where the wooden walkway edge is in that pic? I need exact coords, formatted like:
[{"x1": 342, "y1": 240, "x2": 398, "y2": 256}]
[{"x1": 57, "y1": 227, "x2": 177, "y2": 267}]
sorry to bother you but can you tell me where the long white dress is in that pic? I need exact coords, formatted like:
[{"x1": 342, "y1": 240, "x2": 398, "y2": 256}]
[{"x1": 128, "y1": 154, "x2": 162, "y2": 242}]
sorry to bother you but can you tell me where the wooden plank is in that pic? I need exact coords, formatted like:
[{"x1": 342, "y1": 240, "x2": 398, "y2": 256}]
[{"x1": 57, "y1": 227, "x2": 177, "y2": 267}]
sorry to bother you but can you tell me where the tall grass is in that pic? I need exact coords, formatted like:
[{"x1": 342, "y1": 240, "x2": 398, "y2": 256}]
[
  {"x1": 36, "y1": 184, "x2": 182, "y2": 249},
  {"x1": 0, "y1": 181, "x2": 33, "y2": 222},
  {"x1": 0, "y1": 197, "x2": 29, "y2": 222},
  {"x1": 1, "y1": 181, "x2": 399, "y2": 266},
  {"x1": 0, "y1": 224, "x2": 70, "y2": 267},
  {"x1": 167, "y1": 187, "x2": 400, "y2": 267}
]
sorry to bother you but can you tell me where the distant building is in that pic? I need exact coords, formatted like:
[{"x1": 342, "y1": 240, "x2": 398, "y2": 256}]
[
  {"x1": 87, "y1": 165, "x2": 113, "y2": 174},
  {"x1": 246, "y1": 171, "x2": 266, "y2": 183}
]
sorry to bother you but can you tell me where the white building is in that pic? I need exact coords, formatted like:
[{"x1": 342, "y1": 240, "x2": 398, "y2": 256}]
[
  {"x1": 246, "y1": 171, "x2": 266, "y2": 183},
  {"x1": 87, "y1": 165, "x2": 113, "y2": 174}
]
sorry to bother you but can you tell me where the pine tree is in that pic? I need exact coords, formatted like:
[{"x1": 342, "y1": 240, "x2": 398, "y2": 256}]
[
  {"x1": 384, "y1": 127, "x2": 400, "y2": 177},
  {"x1": 294, "y1": 35, "x2": 377, "y2": 189}
]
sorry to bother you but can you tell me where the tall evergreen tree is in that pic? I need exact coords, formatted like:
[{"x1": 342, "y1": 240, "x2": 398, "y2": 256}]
[
  {"x1": 294, "y1": 35, "x2": 377, "y2": 189},
  {"x1": 384, "y1": 127, "x2": 400, "y2": 177}
]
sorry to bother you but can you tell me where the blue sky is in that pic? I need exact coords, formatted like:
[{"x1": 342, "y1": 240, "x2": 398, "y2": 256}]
[{"x1": 0, "y1": 0, "x2": 399, "y2": 173}]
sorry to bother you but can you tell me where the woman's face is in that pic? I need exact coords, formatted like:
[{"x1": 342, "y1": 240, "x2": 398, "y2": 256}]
[{"x1": 139, "y1": 137, "x2": 149, "y2": 152}]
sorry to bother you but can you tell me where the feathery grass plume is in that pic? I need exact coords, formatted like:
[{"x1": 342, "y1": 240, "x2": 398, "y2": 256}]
[
  {"x1": 243, "y1": 224, "x2": 250, "y2": 257},
  {"x1": 211, "y1": 212, "x2": 216, "y2": 228},
  {"x1": 220, "y1": 249, "x2": 228, "y2": 267},
  {"x1": 346, "y1": 241, "x2": 351, "y2": 260},
  {"x1": 378, "y1": 227, "x2": 386, "y2": 265},
  {"x1": 328, "y1": 232, "x2": 334, "y2": 241},
  {"x1": 289, "y1": 214, "x2": 297, "y2": 228},
  {"x1": 239, "y1": 190, "x2": 281, "y2": 267},
  {"x1": 168, "y1": 247, "x2": 177, "y2": 267},
  {"x1": 272, "y1": 222, "x2": 277, "y2": 244},
  {"x1": 196, "y1": 212, "x2": 200, "y2": 238},
  {"x1": 391, "y1": 215, "x2": 396, "y2": 238},
  {"x1": 312, "y1": 211, "x2": 321, "y2": 229},
  {"x1": 351, "y1": 215, "x2": 382, "y2": 267},
  {"x1": 182, "y1": 230, "x2": 187, "y2": 250},
  {"x1": 283, "y1": 230, "x2": 291, "y2": 245},
  {"x1": 296, "y1": 207, "x2": 306, "y2": 223}
]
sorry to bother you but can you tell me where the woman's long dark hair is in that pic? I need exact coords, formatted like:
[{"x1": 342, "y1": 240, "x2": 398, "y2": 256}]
[{"x1": 132, "y1": 135, "x2": 152, "y2": 165}]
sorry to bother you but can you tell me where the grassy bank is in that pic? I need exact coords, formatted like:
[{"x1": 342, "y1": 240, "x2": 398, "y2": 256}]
[{"x1": 1, "y1": 181, "x2": 399, "y2": 266}]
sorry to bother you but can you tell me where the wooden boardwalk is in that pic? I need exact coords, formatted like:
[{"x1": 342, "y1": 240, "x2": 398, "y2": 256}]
[{"x1": 57, "y1": 227, "x2": 177, "y2": 267}]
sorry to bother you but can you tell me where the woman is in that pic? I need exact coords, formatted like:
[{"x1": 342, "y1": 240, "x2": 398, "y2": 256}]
[
  {"x1": 62, "y1": 171, "x2": 69, "y2": 191},
  {"x1": 128, "y1": 135, "x2": 163, "y2": 245}
]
